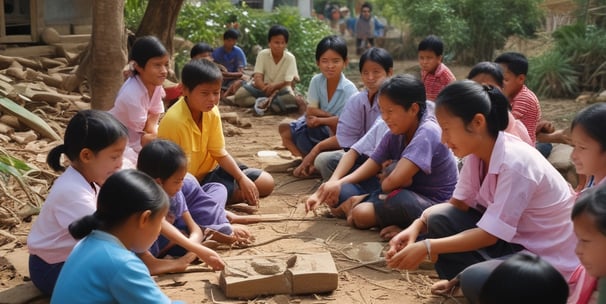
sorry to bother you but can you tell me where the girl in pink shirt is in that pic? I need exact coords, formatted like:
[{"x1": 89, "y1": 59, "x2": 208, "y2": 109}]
[
  {"x1": 568, "y1": 103, "x2": 606, "y2": 303},
  {"x1": 385, "y1": 81, "x2": 578, "y2": 303},
  {"x1": 109, "y1": 36, "x2": 168, "y2": 166}
]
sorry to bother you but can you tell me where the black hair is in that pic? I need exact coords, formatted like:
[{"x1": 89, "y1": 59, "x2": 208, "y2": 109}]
[
  {"x1": 435, "y1": 80, "x2": 509, "y2": 138},
  {"x1": 479, "y1": 253, "x2": 568, "y2": 304},
  {"x1": 315, "y1": 35, "x2": 348, "y2": 62},
  {"x1": 418, "y1": 35, "x2": 444, "y2": 57},
  {"x1": 137, "y1": 139, "x2": 187, "y2": 181},
  {"x1": 47, "y1": 110, "x2": 128, "y2": 172},
  {"x1": 359, "y1": 47, "x2": 393, "y2": 73},
  {"x1": 130, "y1": 36, "x2": 168, "y2": 75},
  {"x1": 494, "y1": 52, "x2": 528, "y2": 76},
  {"x1": 572, "y1": 183, "x2": 606, "y2": 236},
  {"x1": 223, "y1": 28, "x2": 240, "y2": 40},
  {"x1": 69, "y1": 169, "x2": 169, "y2": 240},
  {"x1": 268, "y1": 25, "x2": 289, "y2": 43},
  {"x1": 190, "y1": 42, "x2": 213, "y2": 59},
  {"x1": 181, "y1": 59, "x2": 222, "y2": 91},
  {"x1": 379, "y1": 74, "x2": 427, "y2": 119},
  {"x1": 570, "y1": 103, "x2": 606, "y2": 151},
  {"x1": 467, "y1": 61, "x2": 504, "y2": 88},
  {"x1": 361, "y1": 2, "x2": 372, "y2": 12}
]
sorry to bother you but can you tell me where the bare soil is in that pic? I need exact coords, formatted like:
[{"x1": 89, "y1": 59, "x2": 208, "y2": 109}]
[{"x1": 0, "y1": 60, "x2": 587, "y2": 304}]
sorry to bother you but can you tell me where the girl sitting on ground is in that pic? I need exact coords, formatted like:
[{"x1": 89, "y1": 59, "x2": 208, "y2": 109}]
[
  {"x1": 567, "y1": 102, "x2": 606, "y2": 303},
  {"x1": 278, "y1": 35, "x2": 358, "y2": 177},
  {"x1": 385, "y1": 81, "x2": 579, "y2": 303},
  {"x1": 51, "y1": 170, "x2": 185, "y2": 303},
  {"x1": 307, "y1": 75, "x2": 458, "y2": 239},
  {"x1": 137, "y1": 139, "x2": 253, "y2": 251},
  {"x1": 27, "y1": 110, "x2": 128, "y2": 295},
  {"x1": 109, "y1": 35, "x2": 168, "y2": 166}
]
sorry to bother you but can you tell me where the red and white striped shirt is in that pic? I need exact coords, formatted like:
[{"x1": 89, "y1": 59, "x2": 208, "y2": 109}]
[
  {"x1": 422, "y1": 63, "x2": 456, "y2": 101},
  {"x1": 510, "y1": 85, "x2": 541, "y2": 143}
]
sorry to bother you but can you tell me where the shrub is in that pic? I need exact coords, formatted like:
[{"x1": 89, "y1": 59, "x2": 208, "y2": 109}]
[{"x1": 528, "y1": 51, "x2": 579, "y2": 98}]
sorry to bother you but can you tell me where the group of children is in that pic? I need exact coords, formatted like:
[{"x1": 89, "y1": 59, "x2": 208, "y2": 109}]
[{"x1": 23, "y1": 21, "x2": 606, "y2": 303}]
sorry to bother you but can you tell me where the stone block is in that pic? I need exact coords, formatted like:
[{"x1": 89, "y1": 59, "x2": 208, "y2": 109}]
[{"x1": 219, "y1": 252, "x2": 338, "y2": 299}]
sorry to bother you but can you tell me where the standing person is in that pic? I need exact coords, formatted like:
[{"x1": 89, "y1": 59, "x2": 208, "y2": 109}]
[
  {"x1": 138, "y1": 139, "x2": 252, "y2": 247},
  {"x1": 418, "y1": 35, "x2": 456, "y2": 101},
  {"x1": 109, "y1": 36, "x2": 168, "y2": 166},
  {"x1": 313, "y1": 47, "x2": 393, "y2": 180},
  {"x1": 354, "y1": 2, "x2": 384, "y2": 55},
  {"x1": 385, "y1": 81, "x2": 578, "y2": 303},
  {"x1": 494, "y1": 52, "x2": 541, "y2": 145},
  {"x1": 27, "y1": 110, "x2": 128, "y2": 295},
  {"x1": 307, "y1": 75, "x2": 458, "y2": 238},
  {"x1": 51, "y1": 170, "x2": 186, "y2": 303},
  {"x1": 570, "y1": 184, "x2": 606, "y2": 304},
  {"x1": 278, "y1": 35, "x2": 358, "y2": 177},
  {"x1": 232, "y1": 25, "x2": 300, "y2": 114},
  {"x1": 158, "y1": 59, "x2": 274, "y2": 206}
]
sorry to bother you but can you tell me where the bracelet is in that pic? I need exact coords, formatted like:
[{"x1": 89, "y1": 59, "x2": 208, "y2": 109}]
[{"x1": 424, "y1": 239, "x2": 431, "y2": 261}]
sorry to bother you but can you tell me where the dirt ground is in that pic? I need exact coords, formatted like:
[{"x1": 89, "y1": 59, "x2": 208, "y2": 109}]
[{"x1": 0, "y1": 60, "x2": 588, "y2": 304}]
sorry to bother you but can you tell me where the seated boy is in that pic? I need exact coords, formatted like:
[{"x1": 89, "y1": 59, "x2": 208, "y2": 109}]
[
  {"x1": 212, "y1": 29, "x2": 248, "y2": 99},
  {"x1": 232, "y1": 25, "x2": 301, "y2": 114},
  {"x1": 418, "y1": 35, "x2": 456, "y2": 101},
  {"x1": 494, "y1": 52, "x2": 541, "y2": 144}
]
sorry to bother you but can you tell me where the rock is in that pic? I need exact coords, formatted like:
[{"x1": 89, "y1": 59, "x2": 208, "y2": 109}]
[
  {"x1": 40, "y1": 27, "x2": 62, "y2": 45},
  {"x1": 0, "y1": 133, "x2": 10, "y2": 142},
  {"x1": 11, "y1": 130, "x2": 38, "y2": 144},
  {"x1": 596, "y1": 90, "x2": 606, "y2": 103},
  {"x1": 0, "y1": 115, "x2": 23, "y2": 129},
  {"x1": 0, "y1": 121, "x2": 14, "y2": 134},
  {"x1": 575, "y1": 93, "x2": 592, "y2": 104},
  {"x1": 220, "y1": 252, "x2": 338, "y2": 299}
]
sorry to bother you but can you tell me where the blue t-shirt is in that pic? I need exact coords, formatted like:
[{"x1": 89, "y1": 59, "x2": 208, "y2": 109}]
[
  {"x1": 51, "y1": 230, "x2": 179, "y2": 304},
  {"x1": 212, "y1": 46, "x2": 247, "y2": 73},
  {"x1": 370, "y1": 111, "x2": 458, "y2": 202}
]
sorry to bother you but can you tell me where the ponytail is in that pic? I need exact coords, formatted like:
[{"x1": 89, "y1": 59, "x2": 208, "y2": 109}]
[
  {"x1": 47, "y1": 144, "x2": 67, "y2": 171},
  {"x1": 436, "y1": 80, "x2": 509, "y2": 138},
  {"x1": 484, "y1": 85, "x2": 510, "y2": 137},
  {"x1": 68, "y1": 214, "x2": 102, "y2": 240},
  {"x1": 47, "y1": 110, "x2": 127, "y2": 172}
]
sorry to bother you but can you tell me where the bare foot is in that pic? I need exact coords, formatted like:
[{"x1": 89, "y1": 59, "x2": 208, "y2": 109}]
[
  {"x1": 379, "y1": 225, "x2": 402, "y2": 240},
  {"x1": 329, "y1": 194, "x2": 368, "y2": 219}
]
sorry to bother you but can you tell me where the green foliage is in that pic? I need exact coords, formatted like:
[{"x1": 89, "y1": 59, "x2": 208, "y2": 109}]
[
  {"x1": 528, "y1": 51, "x2": 579, "y2": 98},
  {"x1": 124, "y1": 0, "x2": 148, "y2": 32},
  {"x1": 378, "y1": 0, "x2": 542, "y2": 64},
  {"x1": 175, "y1": 1, "x2": 332, "y2": 91}
]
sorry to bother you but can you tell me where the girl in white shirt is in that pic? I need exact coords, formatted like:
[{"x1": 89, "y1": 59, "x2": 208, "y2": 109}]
[{"x1": 27, "y1": 110, "x2": 128, "y2": 295}]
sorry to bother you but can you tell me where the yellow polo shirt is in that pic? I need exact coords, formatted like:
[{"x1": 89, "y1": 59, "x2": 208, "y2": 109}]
[{"x1": 158, "y1": 97, "x2": 227, "y2": 180}]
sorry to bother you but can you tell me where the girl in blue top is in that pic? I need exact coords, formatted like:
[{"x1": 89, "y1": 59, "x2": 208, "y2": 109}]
[
  {"x1": 279, "y1": 35, "x2": 358, "y2": 177},
  {"x1": 51, "y1": 170, "x2": 180, "y2": 304}
]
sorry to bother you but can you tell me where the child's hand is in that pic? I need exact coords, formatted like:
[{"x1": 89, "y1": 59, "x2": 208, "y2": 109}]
[
  {"x1": 203, "y1": 251, "x2": 226, "y2": 271},
  {"x1": 305, "y1": 193, "x2": 321, "y2": 213},
  {"x1": 306, "y1": 115, "x2": 320, "y2": 128},
  {"x1": 316, "y1": 181, "x2": 341, "y2": 207},
  {"x1": 238, "y1": 177, "x2": 260, "y2": 207}
]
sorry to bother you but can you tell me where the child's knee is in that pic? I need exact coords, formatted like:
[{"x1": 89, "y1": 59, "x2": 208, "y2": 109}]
[
  {"x1": 349, "y1": 203, "x2": 376, "y2": 229},
  {"x1": 256, "y1": 171, "x2": 275, "y2": 197}
]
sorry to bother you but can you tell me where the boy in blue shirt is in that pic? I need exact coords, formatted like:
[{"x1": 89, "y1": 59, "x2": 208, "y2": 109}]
[{"x1": 212, "y1": 29, "x2": 248, "y2": 100}]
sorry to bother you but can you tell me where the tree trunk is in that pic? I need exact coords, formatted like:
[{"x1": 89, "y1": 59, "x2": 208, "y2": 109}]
[
  {"x1": 135, "y1": 0, "x2": 185, "y2": 57},
  {"x1": 88, "y1": 0, "x2": 128, "y2": 110}
]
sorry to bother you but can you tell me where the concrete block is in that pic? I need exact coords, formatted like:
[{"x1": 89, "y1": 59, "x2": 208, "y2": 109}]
[{"x1": 219, "y1": 252, "x2": 338, "y2": 299}]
